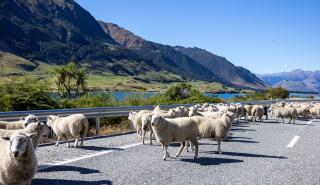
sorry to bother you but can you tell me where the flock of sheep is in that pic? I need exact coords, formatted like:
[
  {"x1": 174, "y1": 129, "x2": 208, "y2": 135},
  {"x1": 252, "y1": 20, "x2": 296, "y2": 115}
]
[
  {"x1": 0, "y1": 114, "x2": 88, "y2": 185},
  {"x1": 128, "y1": 101, "x2": 320, "y2": 160},
  {"x1": 0, "y1": 101, "x2": 319, "y2": 185}
]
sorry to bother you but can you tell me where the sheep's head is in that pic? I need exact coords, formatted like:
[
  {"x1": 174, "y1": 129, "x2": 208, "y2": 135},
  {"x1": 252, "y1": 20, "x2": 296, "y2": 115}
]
[
  {"x1": 188, "y1": 108, "x2": 197, "y2": 117},
  {"x1": 128, "y1": 111, "x2": 137, "y2": 121},
  {"x1": 46, "y1": 115, "x2": 58, "y2": 127},
  {"x1": 27, "y1": 122, "x2": 50, "y2": 138},
  {"x1": 151, "y1": 114, "x2": 162, "y2": 126},
  {"x1": 1, "y1": 132, "x2": 36, "y2": 159},
  {"x1": 23, "y1": 114, "x2": 39, "y2": 127}
]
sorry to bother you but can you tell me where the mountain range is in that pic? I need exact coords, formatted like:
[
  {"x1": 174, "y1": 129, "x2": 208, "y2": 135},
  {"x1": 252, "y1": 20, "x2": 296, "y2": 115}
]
[
  {"x1": 0, "y1": 0, "x2": 266, "y2": 90},
  {"x1": 258, "y1": 69, "x2": 320, "y2": 93}
]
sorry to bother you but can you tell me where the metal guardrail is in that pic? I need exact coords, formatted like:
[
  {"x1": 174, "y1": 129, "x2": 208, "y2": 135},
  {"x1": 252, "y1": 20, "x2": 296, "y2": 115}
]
[{"x1": 0, "y1": 99, "x2": 318, "y2": 134}]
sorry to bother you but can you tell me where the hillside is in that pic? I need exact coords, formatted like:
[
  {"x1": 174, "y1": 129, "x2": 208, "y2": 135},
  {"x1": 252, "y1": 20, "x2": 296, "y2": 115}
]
[
  {"x1": 99, "y1": 22, "x2": 224, "y2": 83},
  {"x1": 100, "y1": 22, "x2": 266, "y2": 89},
  {"x1": 0, "y1": 0, "x2": 164, "y2": 76},
  {"x1": 0, "y1": 0, "x2": 267, "y2": 91},
  {"x1": 174, "y1": 46, "x2": 266, "y2": 89},
  {"x1": 258, "y1": 69, "x2": 320, "y2": 93}
]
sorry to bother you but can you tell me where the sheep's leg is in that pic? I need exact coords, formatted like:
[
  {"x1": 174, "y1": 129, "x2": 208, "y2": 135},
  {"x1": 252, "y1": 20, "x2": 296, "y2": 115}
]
[
  {"x1": 185, "y1": 141, "x2": 189, "y2": 152},
  {"x1": 141, "y1": 128, "x2": 145, "y2": 144},
  {"x1": 74, "y1": 137, "x2": 79, "y2": 148},
  {"x1": 282, "y1": 116, "x2": 285, "y2": 124},
  {"x1": 176, "y1": 142, "x2": 185, "y2": 157},
  {"x1": 217, "y1": 139, "x2": 222, "y2": 154},
  {"x1": 64, "y1": 135, "x2": 70, "y2": 148},
  {"x1": 55, "y1": 136, "x2": 61, "y2": 146},
  {"x1": 289, "y1": 117, "x2": 292, "y2": 124},
  {"x1": 193, "y1": 140, "x2": 198, "y2": 159},
  {"x1": 149, "y1": 128, "x2": 153, "y2": 145},
  {"x1": 163, "y1": 145, "x2": 169, "y2": 160}
]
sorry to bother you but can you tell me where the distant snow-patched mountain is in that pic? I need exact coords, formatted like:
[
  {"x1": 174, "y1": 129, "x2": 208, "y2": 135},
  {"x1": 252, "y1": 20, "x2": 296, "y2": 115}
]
[{"x1": 258, "y1": 69, "x2": 320, "y2": 92}]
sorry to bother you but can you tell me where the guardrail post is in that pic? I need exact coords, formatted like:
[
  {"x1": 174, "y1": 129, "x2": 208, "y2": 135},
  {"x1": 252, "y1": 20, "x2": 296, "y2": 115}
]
[{"x1": 96, "y1": 115, "x2": 100, "y2": 135}]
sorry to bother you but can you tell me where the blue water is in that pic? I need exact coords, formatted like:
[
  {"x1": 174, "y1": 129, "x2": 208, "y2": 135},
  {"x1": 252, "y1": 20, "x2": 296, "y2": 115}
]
[{"x1": 111, "y1": 91, "x2": 245, "y2": 101}]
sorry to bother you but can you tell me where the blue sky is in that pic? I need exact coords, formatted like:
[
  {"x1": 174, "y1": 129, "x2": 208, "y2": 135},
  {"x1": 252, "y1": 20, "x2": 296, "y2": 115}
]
[{"x1": 75, "y1": 0, "x2": 320, "y2": 74}]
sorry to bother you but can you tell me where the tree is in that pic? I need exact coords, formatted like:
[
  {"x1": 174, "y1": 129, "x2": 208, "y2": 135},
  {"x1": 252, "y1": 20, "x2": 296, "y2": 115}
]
[
  {"x1": 55, "y1": 62, "x2": 88, "y2": 99},
  {"x1": 266, "y1": 87, "x2": 289, "y2": 99}
]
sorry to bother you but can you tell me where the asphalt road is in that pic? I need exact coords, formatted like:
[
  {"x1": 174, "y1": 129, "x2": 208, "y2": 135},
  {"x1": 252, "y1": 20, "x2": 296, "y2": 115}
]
[{"x1": 31, "y1": 117, "x2": 320, "y2": 185}]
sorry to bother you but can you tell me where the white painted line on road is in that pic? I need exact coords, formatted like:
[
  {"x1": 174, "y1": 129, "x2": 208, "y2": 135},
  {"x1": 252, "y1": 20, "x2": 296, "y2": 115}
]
[
  {"x1": 38, "y1": 141, "x2": 147, "y2": 171},
  {"x1": 307, "y1": 120, "x2": 314, "y2": 125},
  {"x1": 286, "y1": 136, "x2": 300, "y2": 148}
]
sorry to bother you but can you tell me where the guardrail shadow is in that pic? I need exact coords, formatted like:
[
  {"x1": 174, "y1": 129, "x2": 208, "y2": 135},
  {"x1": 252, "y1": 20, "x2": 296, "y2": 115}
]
[
  {"x1": 225, "y1": 139, "x2": 259, "y2": 143},
  {"x1": 32, "y1": 179, "x2": 112, "y2": 185},
  {"x1": 38, "y1": 165, "x2": 101, "y2": 174},
  {"x1": 230, "y1": 128, "x2": 256, "y2": 132},
  {"x1": 180, "y1": 157, "x2": 243, "y2": 166}
]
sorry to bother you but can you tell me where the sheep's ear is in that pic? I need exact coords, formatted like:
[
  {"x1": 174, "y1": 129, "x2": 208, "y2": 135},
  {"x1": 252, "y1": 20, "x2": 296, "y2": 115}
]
[
  {"x1": 1, "y1": 136, "x2": 10, "y2": 141},
  {"x1": 48, "y1": 116, "x2": 52, "y2": 120},
  {"x1": 26, "y1": 133, "x2": 37, "y2": 139},
  {"x1": 24, "y1": 122, "x2": 29, "y2": 127}
]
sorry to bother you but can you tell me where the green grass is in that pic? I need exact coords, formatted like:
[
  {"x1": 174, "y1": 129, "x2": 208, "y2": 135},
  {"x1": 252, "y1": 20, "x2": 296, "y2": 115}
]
[{"x1": 0, "y1": 52, "x2": 238, "y2": 93}]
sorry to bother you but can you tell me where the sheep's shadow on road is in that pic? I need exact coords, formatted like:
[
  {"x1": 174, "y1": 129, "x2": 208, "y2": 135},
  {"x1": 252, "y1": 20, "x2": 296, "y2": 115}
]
[
  {"x1": 224, "y1": 139, "x2": 259, "y2": 144},
  {"x1": 180, "y1": 157, "x2": 243, "y2": 166},
  {"x1": 38, "y1": 165, "x2": 101, "y2": 174},
  {"x1": 205, "y1": 151, "x2": 287, "y2": 159},
  {"x1": 81, "y1": 145, "x2": 124, "y2": 151},
  {"x1": 230, "y1": 128, "x2": 256, "y2": 132},
  {"x1": 228, "y1": 136, "x2": 253, "y2": 140},
  {"x1": 32, "y1": 179, "x2": 112, "y2": 185}
]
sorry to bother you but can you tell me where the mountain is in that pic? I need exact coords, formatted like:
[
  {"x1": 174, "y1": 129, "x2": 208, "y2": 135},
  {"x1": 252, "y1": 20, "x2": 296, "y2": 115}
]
[
  {"x1": 99, "y1": 22, "x2": 225, "y2": 83},
  {"x1": 258, "y1": 69, "x2": 320, "y2": 93},
  {"x1": 174, "y1": 46, "x2": 266, "y2": 89},
  {"x1": 0, "y1": 0, "x2": 267, "y2": 90},
  {"x1": 99, "y1": 22, "x2": 266, "y2": 89},
  {"x1": 0, "y1": 0, "x2": 162, "y2": 76}
]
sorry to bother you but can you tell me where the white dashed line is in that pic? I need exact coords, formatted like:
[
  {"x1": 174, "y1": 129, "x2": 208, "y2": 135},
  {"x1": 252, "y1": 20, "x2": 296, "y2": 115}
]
[
  {"x1": 286, "y1": 136, "x2": 300, "y2": 148},
  {"x1": 38, "y1": 141, "x2": 146, "y2": 171}
]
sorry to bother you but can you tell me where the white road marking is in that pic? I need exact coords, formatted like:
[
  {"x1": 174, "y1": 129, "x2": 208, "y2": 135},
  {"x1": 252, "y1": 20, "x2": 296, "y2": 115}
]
[
  {"x1": 306, "y1": 120, "x2": 314, "y2": 125},
  {"x1": 286, "y1": 136, "x2": 300, "y2": 148},
  {"x1": 38, "y1": 141, "x2": 147, "y2": 171}
]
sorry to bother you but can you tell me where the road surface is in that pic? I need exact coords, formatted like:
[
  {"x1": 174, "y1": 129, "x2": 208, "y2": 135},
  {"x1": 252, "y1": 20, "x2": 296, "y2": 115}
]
[{"x1": 31, "y1": 117, "x2": 320, "y2": 185}]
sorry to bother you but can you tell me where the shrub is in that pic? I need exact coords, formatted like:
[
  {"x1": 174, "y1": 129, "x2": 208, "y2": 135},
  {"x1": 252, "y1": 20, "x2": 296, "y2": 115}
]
[{"x1": 0, "y1": 77, "x2": 59, "y2": 111}]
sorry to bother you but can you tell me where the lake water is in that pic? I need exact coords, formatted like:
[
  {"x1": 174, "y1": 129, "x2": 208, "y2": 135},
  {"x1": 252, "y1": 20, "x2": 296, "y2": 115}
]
[
  {"x1": 50, "y1": 91, "x2": 320, "y2": 101},
  {"x1": 111, "y1": 91, "x2": 245, "y2": 101}
]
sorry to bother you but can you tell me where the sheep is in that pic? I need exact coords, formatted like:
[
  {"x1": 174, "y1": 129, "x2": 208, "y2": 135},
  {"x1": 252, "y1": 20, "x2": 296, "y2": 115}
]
[
  {"x1": 310, "y1": 105, "x2": 320, "y2": 118},
  {"x1": 193, "y1": 111, "x2": 235, "y2": 154},
  {"x1": 296, "y1": 107, "x2": 310, "y2": 119},
  {"x1": 0, "y1": 132, "x2": 37, "y2": 185},
  {"x1": 188, "y1": 107, "x2": 224, "y2": 119},
  {"x1": 139, "y1": 108, "x2": 182, "y2": 145},
  {"x1": 0, "y1": 114, "x2": 39, "y2": 130},
  {"x1": 151, "y1": 115, "x2": 199, "y2": 160},
  {"x1": 0, "y1": 122, "x2": 50, "y2": 149},
  {"x1": 128, "y1": 110, "x2": 152, "y2": 139},
  {"x1": 251, "y1": 105, "x2": 265, "y2": 122},
  {"x1": 47, "y1": 114, "x2": 89, "y2": 148},
  {"x1": 244, "y1": 104, "x2": 253, "y2": 122},
  {"x1": 272, "y1": 106, "x2": 298, "y2": 124}
]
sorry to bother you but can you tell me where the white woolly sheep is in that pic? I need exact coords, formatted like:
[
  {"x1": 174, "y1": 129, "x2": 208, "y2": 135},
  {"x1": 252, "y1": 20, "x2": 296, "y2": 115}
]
[
  {"x1": 193, "y1": 111, "x2": 235, "y2": 154},
  {"x1": 0, "y1": 114, "x2": 39, "y2": 130},
  {"x1": 244, "y1": 104, "x2": 253, "y2": 122},
  {"x1": 251, "y1": 105, "x2": 265, "y2": 122},
  {"x1": 188, "y1": 107, "x2": 224, "y2": 119},
  {"x1": 310, "y1": 105, "x2": 320, "y2": 118},
  {"x1": 272, "y1": 106, "x2": 298, "y2": 124},
  {"x1": 151, "y1": 115, "x2": 199, "y2": 160},
  {"x1": 0, "y1": 122, "x2": 49, "y2": 149},
  {"x1": 47, "y1": 114, "x2": 89, "y2": 148},
  {"x1": 128, "y1": 110, "x2": 152, "y2": 139},
  {"x1": 0, "y1": 132, "x2": 37, "y2": 185}
]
